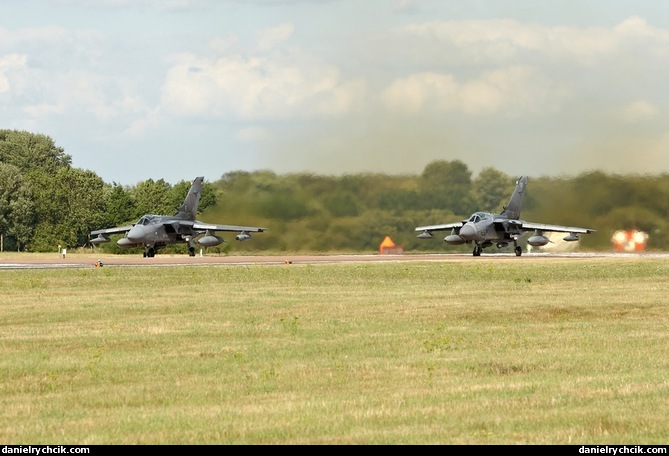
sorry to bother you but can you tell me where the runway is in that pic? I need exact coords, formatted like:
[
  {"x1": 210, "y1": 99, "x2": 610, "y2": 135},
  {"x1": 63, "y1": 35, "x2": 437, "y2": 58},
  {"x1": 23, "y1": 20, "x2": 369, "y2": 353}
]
[
  {"x1": 0, "y1": 251, "x2": 667, "y2": 269},
  {"x1": 1, "y1": 253, "x2": 464, "y2": 269}
]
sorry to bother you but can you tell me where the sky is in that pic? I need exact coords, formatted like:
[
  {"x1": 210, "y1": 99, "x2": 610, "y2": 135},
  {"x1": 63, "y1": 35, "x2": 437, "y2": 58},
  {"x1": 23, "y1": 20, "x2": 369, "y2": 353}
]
[{"x1": 2, "y1": 0, "x2": 669, "y2": 186}]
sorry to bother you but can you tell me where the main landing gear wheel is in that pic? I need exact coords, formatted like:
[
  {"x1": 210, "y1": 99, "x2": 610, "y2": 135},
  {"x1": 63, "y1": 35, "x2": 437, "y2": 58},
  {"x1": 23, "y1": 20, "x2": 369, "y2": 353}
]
[
  {"x1": 515, "y1": 246, "x2": 522, "y2": 256},
  {"x1": 188, "y1": 246, "x2": 196, "y2": 257},
  {"x1": 144, "y1": 247, "x2": 156, "y2": 258}
]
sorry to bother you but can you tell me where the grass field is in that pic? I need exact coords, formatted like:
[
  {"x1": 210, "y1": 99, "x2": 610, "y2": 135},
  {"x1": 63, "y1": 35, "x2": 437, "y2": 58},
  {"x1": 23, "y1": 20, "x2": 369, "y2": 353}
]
[{"x1": 1, "y1": 256, "x2": 668, "y2": 444}]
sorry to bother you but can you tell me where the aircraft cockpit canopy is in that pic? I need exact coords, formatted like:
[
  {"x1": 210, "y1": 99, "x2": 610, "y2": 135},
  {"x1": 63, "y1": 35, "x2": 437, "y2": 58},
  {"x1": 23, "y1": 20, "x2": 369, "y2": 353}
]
[
  {"x1": 468, "y1": 212, "x2": 492, "y2": 223},
  {"x1": 137, "y1": 215, "x2": 161, "y2": 225}
]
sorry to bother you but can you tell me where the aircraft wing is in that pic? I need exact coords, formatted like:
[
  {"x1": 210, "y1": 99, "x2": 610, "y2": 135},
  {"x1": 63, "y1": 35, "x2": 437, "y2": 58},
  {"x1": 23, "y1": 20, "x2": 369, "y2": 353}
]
[
  {"x1": 90, "y1": 225, "x2": 134, "y2": 236},
  {"x1": 192, "y1": 222, "x2": 266, "y2": 233},
  {"x1": 508, "y1": 220, "x2": 596, "y2": 234},
  {"x1": 90, "y1": 224, "x2": 134, "y2": 245},
  {"x1": 415, "y1": 222, "x2": 464, "y2": 233}
]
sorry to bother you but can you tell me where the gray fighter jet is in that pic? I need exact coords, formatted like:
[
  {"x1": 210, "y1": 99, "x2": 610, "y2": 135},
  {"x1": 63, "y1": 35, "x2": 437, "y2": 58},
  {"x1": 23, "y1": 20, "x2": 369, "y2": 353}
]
[
  {"x1": 415, "y1": 176, "x2": 595, "y2": 256},
  {"x1": 90, "y1": 176, "x2": 266, "y2": 257}
]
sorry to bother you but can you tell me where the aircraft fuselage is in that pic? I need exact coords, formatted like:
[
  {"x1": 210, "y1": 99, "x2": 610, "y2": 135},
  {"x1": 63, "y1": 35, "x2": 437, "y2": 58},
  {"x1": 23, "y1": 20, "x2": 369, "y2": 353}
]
[
  {"x1": 456, "y1": 212, "x2": 511, "y2": 243},
  {"x1": 115, "y1": 214, "x2": 211, "y2": 257},
  {"x1": 120, "y1": 215, "x2": 184, "y2": 247},
  {"x1": 415, "y1": 175, "x2": 594, "y2": 257},
  {"x1": 90, "y1": 176, "x2": 266, "y2": 258}
]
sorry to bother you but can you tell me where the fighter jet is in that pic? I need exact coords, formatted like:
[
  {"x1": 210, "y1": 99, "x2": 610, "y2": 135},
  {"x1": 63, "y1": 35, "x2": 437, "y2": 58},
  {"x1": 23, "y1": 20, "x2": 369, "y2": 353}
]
[
  {"x1": 90, "y1": 176, "x2": 266, "y2": 257},
  {"x1": 415, "y1": 176, "x2": 595, "y2": 256}
]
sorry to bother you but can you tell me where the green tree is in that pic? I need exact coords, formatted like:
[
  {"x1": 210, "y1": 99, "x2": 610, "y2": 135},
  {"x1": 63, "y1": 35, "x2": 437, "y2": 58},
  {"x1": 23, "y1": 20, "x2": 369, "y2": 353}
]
[
  {"x1": 419, "y1": 160, "x2": 474, "y2": 214},
  {"x1": 133, "y1": 179, "x2": 174, "y2": 215},
  {"x1": 0, "y1": 129, "x2": 71, "y2": 173},
  {"x1": 0, "y1": 163, "x2": 35, "y2": 251},
  {"x1": 473, "y1": 168, "x2": 512, "y2": 212},
  {"x1": 27, "y1": 168, "x2": 106, "y2": 251},
  {"x1": 323, "y1": 191, "x2": 361, "y2": 217},
  {"x1": 103, "y1": 183, "x2": 137, "y2": 226}
]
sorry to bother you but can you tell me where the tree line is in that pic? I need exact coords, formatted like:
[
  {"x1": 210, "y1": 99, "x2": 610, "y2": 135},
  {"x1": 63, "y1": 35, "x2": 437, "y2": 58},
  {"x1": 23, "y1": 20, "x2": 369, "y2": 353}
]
[{"x1": 1, "y1": 129, "x2": 668, "y2": 254}]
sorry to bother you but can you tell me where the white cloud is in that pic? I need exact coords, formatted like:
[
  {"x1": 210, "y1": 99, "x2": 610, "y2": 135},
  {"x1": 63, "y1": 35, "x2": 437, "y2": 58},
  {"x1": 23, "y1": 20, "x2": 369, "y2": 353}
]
[
  {"x1": 0, "y1": 24, "x2": 144, "y2": 129},
  {"x1": 126, "y1": 108, "x2": 162, "y2": 136},
  {"x1": 160, "y1": 39, "x2": 364, "y2": 120},
  {"x1": 380, "y1": 72, "x2": 458, "y2": 114},
  {"x1": 4, "y1": 2, "x2": 669, "y2": 184},
  {"x1": 618, "y1": 100, "x2": 658, "y2": 122},
  {"x1": 397, "y1": 18, "x2": 631, "y2": 66},
  {"x1": 0, "y1": 53, "x2": 27, "y2": 93},
  {"x1": 614, "y1": 15, "x2": 669, "y2": 40},
  {"x1": 255, "y1": 23, "x2": 294, "y2": 52},
  {"x1": 381, "y1": 66, "x2": 566, "y2": 116}
]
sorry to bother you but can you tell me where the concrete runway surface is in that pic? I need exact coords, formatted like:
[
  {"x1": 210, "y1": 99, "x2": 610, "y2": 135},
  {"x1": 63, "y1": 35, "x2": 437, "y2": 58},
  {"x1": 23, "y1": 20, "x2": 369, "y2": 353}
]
[{"x1": 1, "y1": 251, "x2": 667, "y2": 269}]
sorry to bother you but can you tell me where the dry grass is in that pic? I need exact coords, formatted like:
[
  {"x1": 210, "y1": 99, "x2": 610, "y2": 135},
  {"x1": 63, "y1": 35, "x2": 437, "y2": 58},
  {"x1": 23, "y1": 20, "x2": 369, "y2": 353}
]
[{"x1": 1, "y1": 256, "x2": 668, "y2": 444}]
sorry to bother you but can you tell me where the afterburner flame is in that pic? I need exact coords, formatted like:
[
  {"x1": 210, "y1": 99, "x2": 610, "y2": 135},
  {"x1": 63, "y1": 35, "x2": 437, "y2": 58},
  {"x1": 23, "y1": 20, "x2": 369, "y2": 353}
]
[{"x1": 611, "y1": 230, "x2": 648, "y2": 252}]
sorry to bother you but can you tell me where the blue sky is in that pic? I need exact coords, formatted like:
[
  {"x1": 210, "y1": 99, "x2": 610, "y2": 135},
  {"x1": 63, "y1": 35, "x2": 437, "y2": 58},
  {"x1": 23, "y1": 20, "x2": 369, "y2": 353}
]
[{"x1": 2, "y1": 0, "x2": 669, "y2": 185}]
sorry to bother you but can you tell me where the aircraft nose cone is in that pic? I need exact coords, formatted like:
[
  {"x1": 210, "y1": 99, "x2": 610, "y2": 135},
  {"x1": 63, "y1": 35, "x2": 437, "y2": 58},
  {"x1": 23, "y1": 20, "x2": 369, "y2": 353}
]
[
  {"x1": 126, "y1": 227, "x2": 143, "y2": 243},
  {"x1": 459, "y1": 223, "x2": 477, "y2": 240}
]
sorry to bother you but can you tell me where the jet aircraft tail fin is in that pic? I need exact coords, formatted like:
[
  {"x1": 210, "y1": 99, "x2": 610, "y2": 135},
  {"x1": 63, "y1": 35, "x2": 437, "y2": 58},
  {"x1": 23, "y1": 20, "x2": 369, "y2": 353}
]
[
  {"x1": 500, "y1": 176, "x2": 527, "y2": 220},
  {"x1": 174, "y1": 176, "x2": 204, "y2": 220}
]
